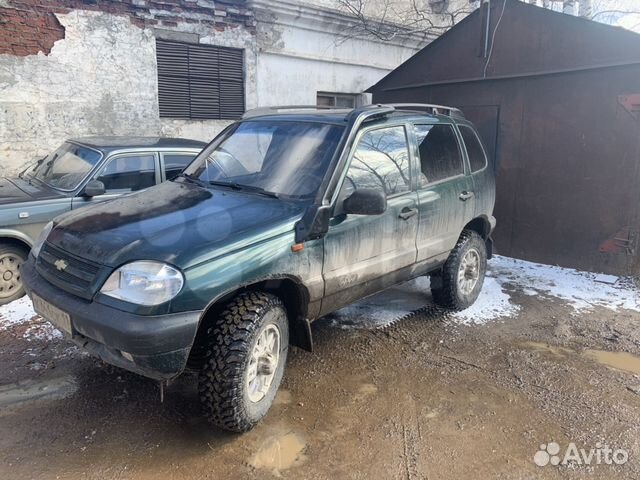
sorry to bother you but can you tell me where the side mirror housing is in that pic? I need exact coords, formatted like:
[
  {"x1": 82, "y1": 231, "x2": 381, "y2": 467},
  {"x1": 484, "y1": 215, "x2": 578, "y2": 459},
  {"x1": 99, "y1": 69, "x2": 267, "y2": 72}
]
[
  {"x1": 343, "y1": 188, "x2": 387, "y2": 216},
  {"x1": 82, "y1": 180, "x2": 106, "y2": 197}
]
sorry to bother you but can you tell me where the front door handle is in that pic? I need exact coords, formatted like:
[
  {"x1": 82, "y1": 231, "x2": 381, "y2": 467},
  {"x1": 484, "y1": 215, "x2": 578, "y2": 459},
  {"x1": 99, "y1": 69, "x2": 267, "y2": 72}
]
[
  {"x1": 459, "y1": 191, "x2": 474, "y2": 201},
  {"x1": 399, "y1": 207, "x2": 418, "y2": 220}
]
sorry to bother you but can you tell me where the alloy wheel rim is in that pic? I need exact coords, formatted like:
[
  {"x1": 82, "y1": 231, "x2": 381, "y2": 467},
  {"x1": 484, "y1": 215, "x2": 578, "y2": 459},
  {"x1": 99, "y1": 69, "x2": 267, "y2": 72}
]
[
  {"x1": 0, "y1": 253, "x2": 23, "y2": 299},
  {"x1": 246, "y1": 320, "x2": 281, "y2": 403},
  {"x1": 457, "y1": 248, "x2": 481, "y2": 296}
]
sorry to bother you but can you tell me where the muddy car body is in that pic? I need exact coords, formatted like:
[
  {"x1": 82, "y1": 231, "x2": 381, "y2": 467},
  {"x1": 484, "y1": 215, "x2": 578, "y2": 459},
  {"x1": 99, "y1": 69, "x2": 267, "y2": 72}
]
[
  {"x1": 23, "y1": 104, "x2": 496, "y2": 432},
  {"x1": 0, "y1": 137, "x2": 205, "y2": 305}
]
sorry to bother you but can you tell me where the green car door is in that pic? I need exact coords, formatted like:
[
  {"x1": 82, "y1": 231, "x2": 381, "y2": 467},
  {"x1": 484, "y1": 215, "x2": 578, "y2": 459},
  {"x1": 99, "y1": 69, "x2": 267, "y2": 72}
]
[
  {"x1": 321, "y1": 124, "x2": 419, "y2": 315},
  {"x1": 412, "y1": 123, "x2": 476, "y2": 263}
]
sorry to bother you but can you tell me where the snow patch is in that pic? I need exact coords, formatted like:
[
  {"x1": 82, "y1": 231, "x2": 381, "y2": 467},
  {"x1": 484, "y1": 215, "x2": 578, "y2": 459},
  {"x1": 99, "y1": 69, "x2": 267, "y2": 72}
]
[
  {"x1": 0, "y1": 297, "x2": 62, "y2": 341},
  {"x1": 329, "y1": 255, "x2": 638, "y2": 330},
  {"x1": 0, "y1": 296, "x2": 38, "y2": 329},
  {"x1": 23, "y1": 323, "x2": 63, "y2": 342},
  {"x1": 491, "y1": 256, "x2": 640, "y2": 313},
  {"x1": 452, "y1": 276, "x2": 520, "y2": 324}
]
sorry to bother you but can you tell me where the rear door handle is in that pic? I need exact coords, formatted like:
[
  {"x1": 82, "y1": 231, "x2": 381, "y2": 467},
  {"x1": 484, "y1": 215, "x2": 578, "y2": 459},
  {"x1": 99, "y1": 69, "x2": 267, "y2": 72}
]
[
  {"x1": 459, "y1": 191, "x2": 474, "y2": 201},
  {"x1": 399, "y1": 207, "x2": 418, "y2": 220}
]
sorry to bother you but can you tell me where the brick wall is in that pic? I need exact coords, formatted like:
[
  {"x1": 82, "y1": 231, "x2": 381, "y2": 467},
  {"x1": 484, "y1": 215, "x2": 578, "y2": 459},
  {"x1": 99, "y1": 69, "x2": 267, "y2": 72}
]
[
  {"x1": 0, "y1": 0, "x2": 255, "y2": 56},
  {"x1": 0, "y1": 7, "x2": 65, "y2": 56}
]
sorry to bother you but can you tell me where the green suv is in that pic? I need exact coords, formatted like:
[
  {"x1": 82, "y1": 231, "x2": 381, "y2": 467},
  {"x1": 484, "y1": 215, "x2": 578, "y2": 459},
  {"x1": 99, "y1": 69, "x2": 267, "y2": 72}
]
[
  {"x1": 22, "y1": 104, "x2": 495, "y2": 432},
  {"x1": 0, "y1": 137, "x2": 204, "y2": 305}
]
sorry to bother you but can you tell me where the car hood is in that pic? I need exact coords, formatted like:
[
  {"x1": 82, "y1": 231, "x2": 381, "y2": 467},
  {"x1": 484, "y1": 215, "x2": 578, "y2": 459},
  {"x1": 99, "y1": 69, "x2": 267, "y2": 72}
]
[
  {"x1": 0, "y1": 177, "x2": 66, "y2": 205},
  {"x1": 47, "y1": 181, "x2": 307, "y2": 268}
]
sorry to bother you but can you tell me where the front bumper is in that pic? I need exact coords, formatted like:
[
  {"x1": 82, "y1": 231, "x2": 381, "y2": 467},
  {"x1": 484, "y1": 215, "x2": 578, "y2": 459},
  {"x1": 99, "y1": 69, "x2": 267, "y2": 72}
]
[{"x1": 22, "y1": 256, "x2": 202, "y2": 380}]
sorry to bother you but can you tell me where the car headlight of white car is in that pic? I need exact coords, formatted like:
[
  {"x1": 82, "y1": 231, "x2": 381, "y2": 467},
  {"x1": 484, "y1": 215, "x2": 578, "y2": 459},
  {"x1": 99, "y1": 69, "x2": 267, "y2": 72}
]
[
  {"x1": 31, "y1": 221, "x2": 54, "y2": 258},
  {"x1": 101, "y1": 261, "x2": 184, "y2": 306}
]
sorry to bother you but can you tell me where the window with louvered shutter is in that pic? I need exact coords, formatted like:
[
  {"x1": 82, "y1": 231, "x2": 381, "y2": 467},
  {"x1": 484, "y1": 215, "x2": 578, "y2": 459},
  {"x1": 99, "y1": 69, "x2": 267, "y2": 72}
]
[{"x1": 156, "y1": 40, "x2": 245, "y2": 120}]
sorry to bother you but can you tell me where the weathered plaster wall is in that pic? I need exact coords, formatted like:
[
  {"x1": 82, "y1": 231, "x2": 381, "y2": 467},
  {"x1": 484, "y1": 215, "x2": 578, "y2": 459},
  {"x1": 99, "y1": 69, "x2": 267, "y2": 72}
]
[
  {"x1": 0, "y1": 0, "x2": 421, "y2": 176},
  {"x1": 0, "y1": 11, "x2": 160, "y2": 174},
  {"x1": 0, "y1": 7, "x2": 257, "y2": 176}
]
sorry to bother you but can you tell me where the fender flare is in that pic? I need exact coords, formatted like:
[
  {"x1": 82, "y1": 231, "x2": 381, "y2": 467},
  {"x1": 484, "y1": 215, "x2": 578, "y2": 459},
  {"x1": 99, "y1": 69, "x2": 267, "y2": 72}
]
[{"x1": 0, "y1": 229, "x2": 34, "y2": 248}]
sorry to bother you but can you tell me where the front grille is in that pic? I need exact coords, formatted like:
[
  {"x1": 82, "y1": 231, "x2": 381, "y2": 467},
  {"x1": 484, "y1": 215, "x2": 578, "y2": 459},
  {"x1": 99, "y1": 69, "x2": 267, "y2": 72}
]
[{"x1": 36, "y1": 243, "x2": 103, "y2": 299}]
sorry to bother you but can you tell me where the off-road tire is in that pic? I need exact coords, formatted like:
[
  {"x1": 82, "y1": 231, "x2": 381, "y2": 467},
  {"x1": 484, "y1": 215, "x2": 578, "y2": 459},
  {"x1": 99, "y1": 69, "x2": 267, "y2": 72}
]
[
  {"x1": 430, "y1": 230, "x2": 487, "y2": 311},
  {"x1": 0, "y1": 243, "x2": 29, "y2": 306},
  {"x1": 198, "y1": 291, "x2": 289, "y2": 433}
]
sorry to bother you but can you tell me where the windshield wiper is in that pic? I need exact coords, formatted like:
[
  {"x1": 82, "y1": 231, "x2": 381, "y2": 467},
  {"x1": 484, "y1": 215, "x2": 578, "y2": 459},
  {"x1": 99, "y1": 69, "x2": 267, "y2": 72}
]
[
  {"x1": 177, "y1": 172, "x2": 207, "y2": 187},
  {"x1": 207, "y1": 180, "x2": 279, "y2": 199}
]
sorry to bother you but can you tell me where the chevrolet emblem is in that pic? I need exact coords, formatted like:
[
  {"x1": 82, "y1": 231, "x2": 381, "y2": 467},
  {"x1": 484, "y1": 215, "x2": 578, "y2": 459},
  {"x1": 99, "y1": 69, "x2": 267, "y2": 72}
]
[{"x1": 54, "y1": 259, "x2": 68, "y2": 271}]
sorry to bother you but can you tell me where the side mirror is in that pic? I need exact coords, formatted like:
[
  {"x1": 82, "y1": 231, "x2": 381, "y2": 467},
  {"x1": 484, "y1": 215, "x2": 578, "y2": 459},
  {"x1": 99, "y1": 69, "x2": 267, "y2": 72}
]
[
  {"x1": 82, "y1": 180, "x2": 106, "y2": 197},
  {"x1": 343, "y1": 188, "x2": 387, "y2": 216}
]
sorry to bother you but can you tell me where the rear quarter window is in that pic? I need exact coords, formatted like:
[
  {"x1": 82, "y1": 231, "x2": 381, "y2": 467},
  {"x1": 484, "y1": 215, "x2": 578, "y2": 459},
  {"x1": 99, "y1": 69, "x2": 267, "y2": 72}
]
[{"x1": 459, "y1": 126, "x2": 488, "y2": 172}]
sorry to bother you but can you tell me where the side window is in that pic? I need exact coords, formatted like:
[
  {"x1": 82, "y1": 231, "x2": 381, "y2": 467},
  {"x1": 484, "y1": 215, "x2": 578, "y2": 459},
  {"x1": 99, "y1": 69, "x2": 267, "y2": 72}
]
[
  {"x1": 459, "y1": 126, "x2": 488, "y2": 172},
  {"x1": 415, "y1": 124, "x2": 463, "y2": 185},
  {"x1": 96, "y1": 154, "x2": 156, "y2": 192},
  {"x1": 163, "y1": 153, "x2": 197, "y2": 181},
  {"x1": 342, "y1": 126, "x2": 410, "y2": 198}
]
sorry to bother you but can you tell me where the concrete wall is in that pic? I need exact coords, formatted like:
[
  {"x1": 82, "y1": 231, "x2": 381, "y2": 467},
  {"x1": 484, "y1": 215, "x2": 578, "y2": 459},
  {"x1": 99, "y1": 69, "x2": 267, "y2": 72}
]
[{"x1": 0, "y1": 0, "x2": 421, "y2": 176}]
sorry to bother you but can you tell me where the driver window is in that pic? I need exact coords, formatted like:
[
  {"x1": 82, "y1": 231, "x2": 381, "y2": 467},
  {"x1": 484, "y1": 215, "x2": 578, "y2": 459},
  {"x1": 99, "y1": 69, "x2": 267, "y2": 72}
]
[
  {"x1": 96, "y1": 154, "x2": 156, "y2": 192},
  {"x1": 341, "y1": 126, "x2": 410, "y2": 199}
]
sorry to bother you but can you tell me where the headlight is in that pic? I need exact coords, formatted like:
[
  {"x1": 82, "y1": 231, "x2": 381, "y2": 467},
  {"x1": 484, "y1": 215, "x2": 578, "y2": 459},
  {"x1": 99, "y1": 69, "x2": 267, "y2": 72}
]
[
  {"x1": 31, "y1": 221, "x2": 53, "y2": 258},
  {"x1": 100, "y1": 261, "x2": 184, "y2": 306}
]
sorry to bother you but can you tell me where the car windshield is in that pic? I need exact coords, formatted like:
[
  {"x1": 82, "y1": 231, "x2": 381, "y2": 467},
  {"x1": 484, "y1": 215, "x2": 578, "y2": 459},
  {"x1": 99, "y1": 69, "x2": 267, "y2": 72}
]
[
  {"x1": 29, "y1": 142, "x2": 102, "y2": 191},
  {"x1": 182, "y1": 120, "x2": 344, "y2": 200}
]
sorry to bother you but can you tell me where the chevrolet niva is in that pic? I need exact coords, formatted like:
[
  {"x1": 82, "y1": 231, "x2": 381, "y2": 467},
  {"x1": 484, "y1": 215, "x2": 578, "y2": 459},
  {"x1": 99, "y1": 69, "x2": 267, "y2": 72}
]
[{"x1": 23, "y1": 104, "x2": 495, "y2": 432}]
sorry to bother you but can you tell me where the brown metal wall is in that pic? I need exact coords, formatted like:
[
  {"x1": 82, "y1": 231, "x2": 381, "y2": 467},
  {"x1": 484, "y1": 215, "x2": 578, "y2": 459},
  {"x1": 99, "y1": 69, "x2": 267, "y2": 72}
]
[{"x1": 373, "y1": 65, "x2": 640, "y2": 274}]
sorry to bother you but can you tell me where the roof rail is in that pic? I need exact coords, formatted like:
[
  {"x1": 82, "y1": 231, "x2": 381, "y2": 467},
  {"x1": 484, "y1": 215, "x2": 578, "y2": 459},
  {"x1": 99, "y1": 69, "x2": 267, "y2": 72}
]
[
  {"x1": 243, "y1": 103, "x2": 465, "y2": 121},
  {"x1": 242, "y1": 105, "x2": 341, "y2": 119},
  {"x1": 388, "y1": 103, "x2": 465, "y2": 119},
  {"x1": 346, "y1": 104, "x2": 395, "y2": 123}
]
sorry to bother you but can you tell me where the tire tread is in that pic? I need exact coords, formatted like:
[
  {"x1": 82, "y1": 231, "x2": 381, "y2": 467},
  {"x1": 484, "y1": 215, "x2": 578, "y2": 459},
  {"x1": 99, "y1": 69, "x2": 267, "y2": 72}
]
[
  {"x1": 430, "y1": 230, "x2": 486, "y2": 311},
  {"x1": 197, "y1": 291, "x2": 284, "y2": 433}
]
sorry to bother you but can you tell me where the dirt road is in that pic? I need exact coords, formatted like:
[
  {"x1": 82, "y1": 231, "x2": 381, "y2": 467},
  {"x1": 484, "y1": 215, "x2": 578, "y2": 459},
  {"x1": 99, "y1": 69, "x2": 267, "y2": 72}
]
[{"x1": 1, "y1": 257, "x2": 640, "y2": 479}]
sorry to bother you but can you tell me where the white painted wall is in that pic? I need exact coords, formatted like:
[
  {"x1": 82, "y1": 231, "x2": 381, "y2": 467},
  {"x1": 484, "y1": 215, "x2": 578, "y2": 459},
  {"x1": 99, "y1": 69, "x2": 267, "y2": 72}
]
[{"x1": 254, "y1": 0, "x2": 421, "y2": 106}]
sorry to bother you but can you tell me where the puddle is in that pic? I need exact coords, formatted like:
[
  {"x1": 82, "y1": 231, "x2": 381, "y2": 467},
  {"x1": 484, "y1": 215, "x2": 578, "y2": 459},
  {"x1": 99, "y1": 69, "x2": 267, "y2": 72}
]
[
  {"x1": 0, "y1": 376, "x2": 77, "y2": 410},
  {"x1": 520, "y1": 342, "x2": 573, "y2": 357},
  {"x1": 521, "y1": 342, "x2": 640, "y2": 375},
  {"x1": 249, "y1": 431, "x2": 306, "y2": 476},
  {"x1": 583, "y1": 350, "x2": 640, "y2": 375}
]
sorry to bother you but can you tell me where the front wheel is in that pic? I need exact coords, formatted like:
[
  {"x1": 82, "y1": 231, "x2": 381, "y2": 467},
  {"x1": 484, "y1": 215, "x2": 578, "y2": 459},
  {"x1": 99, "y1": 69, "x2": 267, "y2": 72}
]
[
  {"x1": 198, "y1": 291, "x2": 289, "y2": 432},
  {"x1": 0, "y1": 244, "x2": 29, "y2": 306},
  {"x1": 430, "y1": 230, "x2": 487, "y2": 311}
]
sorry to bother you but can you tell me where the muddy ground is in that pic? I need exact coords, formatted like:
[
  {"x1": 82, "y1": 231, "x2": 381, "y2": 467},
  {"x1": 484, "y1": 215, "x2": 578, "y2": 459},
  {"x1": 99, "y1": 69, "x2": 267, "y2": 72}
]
[{"x1": 2, "y1": 275, "x2": 640, "y2": 479}]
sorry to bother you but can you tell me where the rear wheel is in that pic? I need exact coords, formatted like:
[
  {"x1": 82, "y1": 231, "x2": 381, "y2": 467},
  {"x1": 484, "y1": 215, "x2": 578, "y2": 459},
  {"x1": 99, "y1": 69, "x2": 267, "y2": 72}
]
[
  {"x1": 0, "y1": 244, "x2": 29, "y2": 306},
  {"x1": 430, "y1": 230, "x2": 487, "y2": 311},
  {"x1": 198, "y1": 291, "x2": 288, "y2": 432}
]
